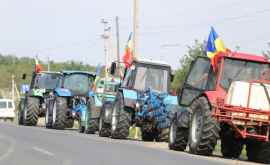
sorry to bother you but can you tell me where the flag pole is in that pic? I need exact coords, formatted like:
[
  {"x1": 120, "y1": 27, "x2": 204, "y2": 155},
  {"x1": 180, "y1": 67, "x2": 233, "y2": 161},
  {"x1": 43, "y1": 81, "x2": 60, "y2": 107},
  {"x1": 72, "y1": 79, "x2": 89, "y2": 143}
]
[{"x1": 133, "y1": 0, "x2": 139, "y2": 60}]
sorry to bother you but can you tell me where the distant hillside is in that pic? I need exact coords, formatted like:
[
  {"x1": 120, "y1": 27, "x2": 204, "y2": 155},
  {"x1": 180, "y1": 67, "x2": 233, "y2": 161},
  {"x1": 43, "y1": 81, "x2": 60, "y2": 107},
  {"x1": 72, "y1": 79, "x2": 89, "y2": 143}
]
[{"x1": 0, "y1": 54, "x2": 98, "y2": 97}]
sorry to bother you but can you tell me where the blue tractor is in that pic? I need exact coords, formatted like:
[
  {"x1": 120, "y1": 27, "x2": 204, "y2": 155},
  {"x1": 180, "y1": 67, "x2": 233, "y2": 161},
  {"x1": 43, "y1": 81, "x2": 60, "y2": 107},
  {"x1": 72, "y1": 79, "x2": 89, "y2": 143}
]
[
  {"x1": 45, "y1": 71, "x2": 99, "y2": 133},
  {"x1": 99, "y1": 59, "x2": 179, "y2": 141}
]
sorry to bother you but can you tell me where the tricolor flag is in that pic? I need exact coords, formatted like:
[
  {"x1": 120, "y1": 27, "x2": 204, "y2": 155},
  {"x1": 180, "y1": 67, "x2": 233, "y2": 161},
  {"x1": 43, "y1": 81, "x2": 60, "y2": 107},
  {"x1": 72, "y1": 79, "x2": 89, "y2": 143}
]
[
  {"x1": 35, "y1": 57, "x2": 42, "y2": 73},
  {"x1": 206, "y1": 27, "x2": 228, "y2": 70},
  {"x1": 123, "y1": 32, "x2": 133, "y2": 68}
]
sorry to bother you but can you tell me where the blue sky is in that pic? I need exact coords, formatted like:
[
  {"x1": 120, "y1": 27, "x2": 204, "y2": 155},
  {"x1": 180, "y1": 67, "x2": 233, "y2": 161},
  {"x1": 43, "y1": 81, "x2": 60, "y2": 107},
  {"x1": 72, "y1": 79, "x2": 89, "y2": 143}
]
[{"x1": 0, "y1": 0, "x2": 270, "y2": 69}]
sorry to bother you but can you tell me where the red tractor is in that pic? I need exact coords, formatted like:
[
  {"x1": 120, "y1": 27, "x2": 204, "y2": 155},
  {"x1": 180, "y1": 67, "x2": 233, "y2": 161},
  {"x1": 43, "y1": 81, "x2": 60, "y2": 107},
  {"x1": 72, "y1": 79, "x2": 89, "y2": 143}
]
[{"x1": 169, "y1": 51, "x2": 270, "y2": 163}]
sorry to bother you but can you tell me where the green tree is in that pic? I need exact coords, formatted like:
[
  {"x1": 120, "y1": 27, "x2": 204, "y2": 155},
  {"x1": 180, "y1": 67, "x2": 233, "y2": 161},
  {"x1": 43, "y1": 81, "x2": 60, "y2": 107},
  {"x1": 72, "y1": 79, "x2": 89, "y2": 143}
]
[
  {"x1": 0, "y1": 54, "x2": 98, "y2": 91},
  {"x1": 171, "y1": 40, "x2": 204, "y2": 90}
]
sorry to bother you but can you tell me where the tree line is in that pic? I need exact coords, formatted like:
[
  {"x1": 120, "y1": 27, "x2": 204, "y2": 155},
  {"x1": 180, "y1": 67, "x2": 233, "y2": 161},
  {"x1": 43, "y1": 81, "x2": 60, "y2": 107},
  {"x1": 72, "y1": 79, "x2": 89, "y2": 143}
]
[{"x1": 0, "y1": 54, "x2": 96, "y2": 92}]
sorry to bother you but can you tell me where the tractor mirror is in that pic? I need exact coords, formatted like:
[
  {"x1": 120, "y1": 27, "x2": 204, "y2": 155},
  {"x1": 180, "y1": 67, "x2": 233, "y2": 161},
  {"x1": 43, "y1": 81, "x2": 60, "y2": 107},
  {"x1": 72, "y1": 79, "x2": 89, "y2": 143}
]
[
  {"x1": 110, "y1": 62, "x2": 117, "y2": 75},
  {"x1": 22, "y1": 73, "x2": 27, "y2": 80}
]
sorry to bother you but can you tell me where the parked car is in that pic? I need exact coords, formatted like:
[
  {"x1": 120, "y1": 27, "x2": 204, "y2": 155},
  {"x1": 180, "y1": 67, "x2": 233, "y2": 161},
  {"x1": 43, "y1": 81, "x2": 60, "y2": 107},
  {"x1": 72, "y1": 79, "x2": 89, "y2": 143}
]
[{"x1": 0, "y1": 99, "x2": 15, "y2": 122}]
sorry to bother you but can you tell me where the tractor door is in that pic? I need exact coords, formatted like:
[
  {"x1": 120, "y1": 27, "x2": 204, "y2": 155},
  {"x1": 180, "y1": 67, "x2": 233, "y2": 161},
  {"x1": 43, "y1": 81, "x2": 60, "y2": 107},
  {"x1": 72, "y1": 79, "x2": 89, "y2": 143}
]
[
  {"x1": 178, "y1": 56, "x2": 214, "y2": 106},
  {"x1": 121, "y1": 67, "x2": 136, "y2": 89}
]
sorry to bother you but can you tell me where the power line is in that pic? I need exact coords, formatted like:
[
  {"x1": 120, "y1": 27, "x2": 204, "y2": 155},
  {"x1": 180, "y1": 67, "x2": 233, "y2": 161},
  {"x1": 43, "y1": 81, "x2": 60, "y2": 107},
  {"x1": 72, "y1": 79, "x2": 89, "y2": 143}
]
[{"x1": 138, "y1": 8, "x2": 270, "y2": 35}]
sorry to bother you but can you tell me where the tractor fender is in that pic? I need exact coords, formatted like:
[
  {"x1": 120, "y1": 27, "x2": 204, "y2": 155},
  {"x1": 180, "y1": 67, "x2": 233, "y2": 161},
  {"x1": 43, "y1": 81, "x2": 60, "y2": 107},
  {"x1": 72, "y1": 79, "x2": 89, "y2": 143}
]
[
  {"x1": 174, "y1": 107, "x2": 191, "y2": 128},
  {"x1": 54, "y1": 88, "x2": 72, "y2": 97},
  {"x1": 122, "y1": 89, "x2": 138, "y2": 108}
]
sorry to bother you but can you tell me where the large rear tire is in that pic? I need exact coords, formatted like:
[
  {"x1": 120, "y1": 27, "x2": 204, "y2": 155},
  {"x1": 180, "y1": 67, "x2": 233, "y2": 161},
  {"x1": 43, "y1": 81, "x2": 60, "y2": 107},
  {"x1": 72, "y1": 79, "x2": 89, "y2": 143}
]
[
  {"x1": 169, "y1": 118, "x2": 188, "y2": 151},
  {"x1": 188, "y1": 97, "x2": 220, "y2": 156},
  {"x1": 85, "y1": 97, "x2": 98, "y2": 134},
  {"x1": 99, "y1": 102, "x2": 113, "y2": 137},
  {"x1": 111, "y1": 93, "x2": 131, "y2": 139},
  {"x1": 220, "y1": 125, "x2": 243, "y2": 158},
  {"x1": 23, "y1": 97, "x2": 40, "y2": 126},
  {"x1": 18, "y1": 99, "x2": 25, "y2": 125},
  {"x1": 52, "y1": 97, "x2": 68, "y2": 130},
  {"x1": 246, "y1": 140, "x2": 270, "y2": 164}
]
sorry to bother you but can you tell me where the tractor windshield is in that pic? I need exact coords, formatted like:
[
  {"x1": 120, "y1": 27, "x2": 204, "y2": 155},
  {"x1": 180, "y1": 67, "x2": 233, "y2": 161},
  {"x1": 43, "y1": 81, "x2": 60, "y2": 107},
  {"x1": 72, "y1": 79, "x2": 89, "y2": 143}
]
[
  {"x1": 63, "y1": 74, "x2": 93, "y2": 95},
  {"x1": 134, "y1": 66, "x2": 169, "y2": 92},
  {"x1": 33, "y1": 73, "x2": 60, "y2": 90},
  {"x1": 221, "y1": 58, "x2": 270, "y2": 90}
]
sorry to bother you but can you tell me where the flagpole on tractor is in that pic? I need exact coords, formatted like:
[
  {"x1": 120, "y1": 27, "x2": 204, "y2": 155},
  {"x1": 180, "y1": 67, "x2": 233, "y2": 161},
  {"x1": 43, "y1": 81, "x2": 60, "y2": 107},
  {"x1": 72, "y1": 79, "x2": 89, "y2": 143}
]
[
  {"x1": 115, "y1": 16, "x2": 121, "y2": 74},
  {"x1": 101, "y1": 19, "x2": 111, "y2": 80},
  {"x1": 133, "y1": 0, "x2": 139, "y2": 60}
]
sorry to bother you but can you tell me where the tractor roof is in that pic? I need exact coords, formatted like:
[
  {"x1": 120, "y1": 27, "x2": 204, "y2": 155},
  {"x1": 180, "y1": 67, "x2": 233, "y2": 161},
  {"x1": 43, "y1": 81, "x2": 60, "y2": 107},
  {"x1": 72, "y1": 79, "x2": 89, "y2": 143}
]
[
  {"x1": 220, "y1": 51, "x2": 270, "y2": 64},
  {"x1": 39, "y1": 71, "x2": 62, "y2": 75},
  {"x1": 133, "y1": 58, "x2": 171, "y2": 68},
  {"x1": 61, "y1": 70, "x2": 96, "y2": 76}
]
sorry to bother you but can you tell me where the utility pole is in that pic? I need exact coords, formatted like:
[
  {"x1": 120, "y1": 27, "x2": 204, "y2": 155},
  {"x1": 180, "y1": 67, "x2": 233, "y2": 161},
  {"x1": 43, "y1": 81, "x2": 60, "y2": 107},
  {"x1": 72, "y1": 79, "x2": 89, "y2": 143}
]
[
  {"x1": 101, "y1": 19, "x2": 111, "y2": 79},
  {"x1": 115, "y1": 16, "x2": 120, "y2": 73},
  {"x1": 11, "y1": 74, "x2": 15, "y2": 100},
  {"x1": 133, "y1": 0, "x2": 139, "y2": 59}
]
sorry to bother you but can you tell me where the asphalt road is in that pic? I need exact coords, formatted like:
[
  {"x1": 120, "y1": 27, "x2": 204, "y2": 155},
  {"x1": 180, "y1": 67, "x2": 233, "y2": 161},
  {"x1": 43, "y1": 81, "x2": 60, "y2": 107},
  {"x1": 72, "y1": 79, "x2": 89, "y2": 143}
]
[{"x1": 0, "y1": 122, "x2": 262, "y2": 165}]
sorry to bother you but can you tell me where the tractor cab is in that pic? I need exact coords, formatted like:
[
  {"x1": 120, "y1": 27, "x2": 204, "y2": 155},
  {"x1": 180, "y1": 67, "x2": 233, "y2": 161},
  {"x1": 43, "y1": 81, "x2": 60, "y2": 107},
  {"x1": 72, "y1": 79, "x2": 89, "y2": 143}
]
[
  {"x1": 120, "y1": 59, "x2": 172, "y2": 93},
  {"x1": 29, "y1": 71, "x2": 62, "y2": 96},
  {"x1": 57, "y1": 71, "x2": 96, "y2": 96},
  {"x1": 178, "y1": 53, "x2": 270, "y2": 106}
]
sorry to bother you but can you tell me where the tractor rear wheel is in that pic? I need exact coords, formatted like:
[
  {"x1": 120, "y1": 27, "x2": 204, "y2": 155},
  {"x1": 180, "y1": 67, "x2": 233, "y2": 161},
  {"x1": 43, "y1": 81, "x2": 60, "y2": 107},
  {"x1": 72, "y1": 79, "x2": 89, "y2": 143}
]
[
  {"x1": 220, "y1": 125, "x2": 243, "y2": 158},
  {"x1": 188, "y1": 97, "x2": 220, "y2": 156},
  {"x1": 52, "y1": 97, "x2": 68, "y2": 130},
  {"x1": 246, "y1": 140, "x2": 270, "y2": 163},
  {"x1": 18, "y1": 99, "x2": 25, "y2": 125},
  {"x1": 23, "y1": 97, "x2": 40, "y2": 126},
  {"x1": 111, "y1": 93, "x2": 131, "y2": 139},
  {"x1": 169, "y1": 118, "x2": 188, "y2": 151},
  {"x1": 85, "y1": 97, "x2": 98, "y2": 134},
  {"x1": 99, "y1": 102, "x2": 113, "y2": 137}
]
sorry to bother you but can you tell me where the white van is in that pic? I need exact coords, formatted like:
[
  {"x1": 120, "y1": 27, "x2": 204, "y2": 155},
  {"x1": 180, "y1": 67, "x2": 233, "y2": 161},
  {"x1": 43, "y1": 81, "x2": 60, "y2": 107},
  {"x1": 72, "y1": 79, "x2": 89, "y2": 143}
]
[{"x1": 0, "y1": 99, "x2": 15, "y2": 121}]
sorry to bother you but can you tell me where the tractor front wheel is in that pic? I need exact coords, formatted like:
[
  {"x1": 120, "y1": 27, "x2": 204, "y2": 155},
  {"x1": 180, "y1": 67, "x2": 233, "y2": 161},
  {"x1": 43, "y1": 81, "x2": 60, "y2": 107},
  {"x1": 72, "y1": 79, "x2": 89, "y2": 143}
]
[
  {"x1": 188, "y1": 97, "x2": 220, "y2": 156},
  {"x1": 246, "y1": 140, "x2": 270, "y2": 164},
  {"x1": 99, "y1": 102, "x2": 113, "y2": 137},
  {"x1": 85, "y1": 97, "x2": 98, "y2": 134},
  {"x1": 52, "y1": 97, "x2": 68, "y2": 130},
  {"x1": 220, "y1": 125, "x2": 243, "y2": 159},
  {"x1": 168, "y1": 118, "x2": 188, "y2": 151},
  {"x1": 111, "y1": 93, "x2": 131, "y2": 139}
]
